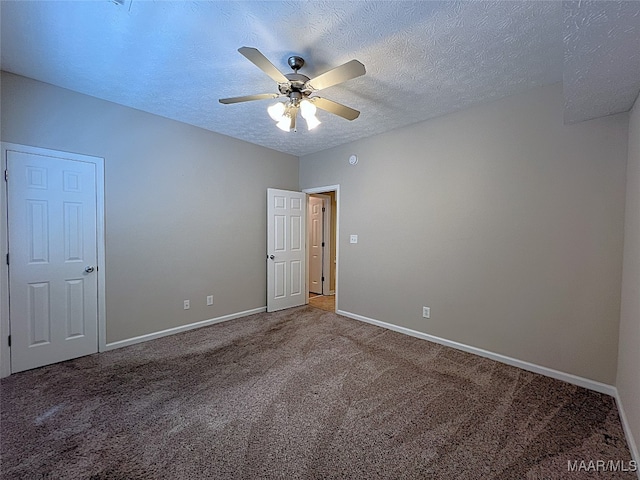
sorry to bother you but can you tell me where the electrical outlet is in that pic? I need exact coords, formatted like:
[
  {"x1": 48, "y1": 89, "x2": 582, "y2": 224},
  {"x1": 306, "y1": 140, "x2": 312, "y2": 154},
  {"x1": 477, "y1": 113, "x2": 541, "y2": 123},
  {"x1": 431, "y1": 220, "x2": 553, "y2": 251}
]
[
  {"x1": 422, "y1": 306, "x2": 430, "y2": 318},
  {"x1": 350, "y1": 234, "x2": 358, "y2": 244},
  {"x1": 206, "y1": 295, "x2": 214, "y2": 306},
  {"x1": 183, "y1": 300, "x2": 190, "y2": 310}
]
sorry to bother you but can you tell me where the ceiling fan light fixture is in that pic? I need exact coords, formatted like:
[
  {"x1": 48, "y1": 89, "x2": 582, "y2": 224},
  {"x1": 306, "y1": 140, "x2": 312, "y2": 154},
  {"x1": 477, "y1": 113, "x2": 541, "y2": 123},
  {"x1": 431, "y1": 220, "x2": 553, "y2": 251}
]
[
  {"x1": 300, "y1": 100, "x2": 321, "y2": 130},
  {"x1": 268, "y1": 102, "x2": 286, "y2": 122},
  {"x1": 299, "y1": 99, "x2": 316, "y2": 119},
  {"x1": 305, "y1": 115, "x2": 321, "y2": 131},
  {"x1": 276, "y1": 115, "x2": 291, "y2": 132},
  {"x1": 274, "y1": 104, "x2": 300, "y2": 132}
]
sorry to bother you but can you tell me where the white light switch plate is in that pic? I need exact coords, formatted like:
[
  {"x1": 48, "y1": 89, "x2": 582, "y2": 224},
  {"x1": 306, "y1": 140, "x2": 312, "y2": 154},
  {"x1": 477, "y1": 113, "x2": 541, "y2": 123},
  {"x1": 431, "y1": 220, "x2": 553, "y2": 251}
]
[{"x1": 350, "y1": 234, "x2": 358, "y2": 244}]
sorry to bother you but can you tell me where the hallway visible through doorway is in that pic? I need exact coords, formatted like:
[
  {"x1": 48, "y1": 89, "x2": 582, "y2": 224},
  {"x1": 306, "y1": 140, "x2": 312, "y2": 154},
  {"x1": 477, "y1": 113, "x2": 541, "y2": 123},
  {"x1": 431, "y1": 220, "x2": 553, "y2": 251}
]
[
  {"x1": 304, "y1": 185, "x2": 339, "y2": 314},
  {"x1": 309, "y1": 293, "x2": 335, "y2": 312}
]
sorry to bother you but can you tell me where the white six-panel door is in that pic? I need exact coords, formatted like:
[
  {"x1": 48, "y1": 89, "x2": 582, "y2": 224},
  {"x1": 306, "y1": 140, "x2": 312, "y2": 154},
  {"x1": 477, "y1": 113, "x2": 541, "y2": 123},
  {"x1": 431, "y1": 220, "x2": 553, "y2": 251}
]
[
  {"x1": 267, "y1": 188, "x2": 306, "y2": 312},
  {"x1": 7, "y1": 150, "x2": 99, "y2": 372}
]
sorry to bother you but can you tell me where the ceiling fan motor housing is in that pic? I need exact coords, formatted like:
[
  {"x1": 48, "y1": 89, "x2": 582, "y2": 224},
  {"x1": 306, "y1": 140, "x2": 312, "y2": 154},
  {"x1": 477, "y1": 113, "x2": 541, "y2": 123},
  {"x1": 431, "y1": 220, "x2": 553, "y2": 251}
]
[{"x1": 279, "y1": 73, "x2": 311, "y2": 96}]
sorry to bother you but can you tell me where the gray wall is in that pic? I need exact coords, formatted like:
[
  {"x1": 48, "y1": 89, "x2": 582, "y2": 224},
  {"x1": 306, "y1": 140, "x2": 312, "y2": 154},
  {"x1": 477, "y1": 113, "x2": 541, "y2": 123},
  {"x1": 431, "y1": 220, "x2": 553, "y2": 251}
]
[
  {"x1": 300, "y1": 84, "x2": 628, "y2": 385},
  {"x1": 1, "y1": 72, "x2": 299, "y2": 343},
  {"x1": 618, "y1": 93, "x2": 640, "y2": 457},
  {"x1": 1, "y1": 72, "x2": 632, "y2": 390}
]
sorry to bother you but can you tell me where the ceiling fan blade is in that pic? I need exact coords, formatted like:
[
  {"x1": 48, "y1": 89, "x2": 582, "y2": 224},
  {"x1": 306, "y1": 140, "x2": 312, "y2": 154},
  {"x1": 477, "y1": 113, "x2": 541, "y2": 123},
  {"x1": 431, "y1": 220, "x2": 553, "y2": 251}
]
[
  {"x1": 219, "y1": 93, "x2": 280, "y2": 104},
  {"x1": 238, "y1": 47, "x2": 289, "y2": 84},
  {"x1": 305, "y1": 60, "x2": 366, "y2": 91},
  {"x1": 312, "y1": 97, "x2": 360, "y2": 121}
]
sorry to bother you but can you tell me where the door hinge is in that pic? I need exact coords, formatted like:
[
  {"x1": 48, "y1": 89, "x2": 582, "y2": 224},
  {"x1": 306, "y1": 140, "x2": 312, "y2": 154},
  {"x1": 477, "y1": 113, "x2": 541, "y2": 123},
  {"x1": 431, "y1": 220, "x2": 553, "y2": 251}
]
[
  {"x1": 322, "y1": 207, "x2": 325, "y2": 212},
  {"x1": 5, "y1": 253, "x2": 8, "y2": 265},
  {"x1": 8, "y1": 335, "x2": 11, "y2": 347},
  {"x1": 321, "y1": 242, "x2": 325, "y2": 247},
  {"x1": 4, "y1": 170, "x2": 7, "y2": 182},
  {"x1": 322, "y1": 276, "x2": 325, "y2": 282}
]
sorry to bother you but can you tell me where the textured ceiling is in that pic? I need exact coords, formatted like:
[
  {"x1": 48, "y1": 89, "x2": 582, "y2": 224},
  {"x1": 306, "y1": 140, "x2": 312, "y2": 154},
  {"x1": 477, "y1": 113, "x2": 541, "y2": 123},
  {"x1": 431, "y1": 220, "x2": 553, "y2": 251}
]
[
  {"x1": 1, "y1": 1, "x2": 638, "y2": 157},
  {"x1": 564, "y1": 0, "x2": 640, "y2": 123}
]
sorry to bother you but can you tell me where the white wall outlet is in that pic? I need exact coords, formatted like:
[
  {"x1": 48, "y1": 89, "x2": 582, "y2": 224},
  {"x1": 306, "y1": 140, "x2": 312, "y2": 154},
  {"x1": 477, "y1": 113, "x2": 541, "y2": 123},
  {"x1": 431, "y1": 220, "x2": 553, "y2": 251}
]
[
  {"x1": 183, "y1": 300, "x2": 190, "y2": 310},
  {"x1": 206, "y1": 295, "x2": 214, "y2": 306},
  {"x1": 350, "y1": 234, "x2": 358, "y2": 244},
  {"x1": 422, "y1": 306, "x2": 430, "y2": 318}
]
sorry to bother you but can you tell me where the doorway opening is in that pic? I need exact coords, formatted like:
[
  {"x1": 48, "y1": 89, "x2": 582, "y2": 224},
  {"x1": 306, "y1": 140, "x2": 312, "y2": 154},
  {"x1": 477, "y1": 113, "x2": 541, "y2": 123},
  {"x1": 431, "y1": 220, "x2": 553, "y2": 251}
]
[{"x1": 304, "y1": 185, "x2": 338, "y2": 313}]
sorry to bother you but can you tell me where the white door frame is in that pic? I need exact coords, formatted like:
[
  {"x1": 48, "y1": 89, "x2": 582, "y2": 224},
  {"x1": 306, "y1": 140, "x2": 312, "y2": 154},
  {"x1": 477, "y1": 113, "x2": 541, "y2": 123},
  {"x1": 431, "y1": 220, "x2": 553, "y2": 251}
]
[
  {"x1": 303, "y1": 185, "x2": 339, "y2": 310},
  {"x1": 0, "y1": 143, "x2": 106, "y2": 378}
]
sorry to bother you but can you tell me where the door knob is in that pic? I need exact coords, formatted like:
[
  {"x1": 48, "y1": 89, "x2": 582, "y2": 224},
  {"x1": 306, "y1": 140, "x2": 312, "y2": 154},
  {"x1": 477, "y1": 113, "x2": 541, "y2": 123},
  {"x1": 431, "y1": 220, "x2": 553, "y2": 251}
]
[
  {"x1": 269, "y1": 255, "x2": 275, "y2": 260},
  {"x1": 84, "y1": 266, "x2": 95, "y2": 273}
]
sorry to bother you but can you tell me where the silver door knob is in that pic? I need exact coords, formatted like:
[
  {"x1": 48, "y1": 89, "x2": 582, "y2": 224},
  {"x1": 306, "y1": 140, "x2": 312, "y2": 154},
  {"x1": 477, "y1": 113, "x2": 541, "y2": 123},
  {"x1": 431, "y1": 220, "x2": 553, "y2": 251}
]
[{"x1": 84, "y1": 266, "x2": 95, "y2": 273}]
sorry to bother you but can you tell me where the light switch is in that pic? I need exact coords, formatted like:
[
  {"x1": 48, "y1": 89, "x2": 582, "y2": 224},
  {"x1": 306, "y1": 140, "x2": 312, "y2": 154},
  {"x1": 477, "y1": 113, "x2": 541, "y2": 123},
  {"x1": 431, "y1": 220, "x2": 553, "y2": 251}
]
[{"x1": 350, "y1": 235, "x2": 358, "y2": 244}]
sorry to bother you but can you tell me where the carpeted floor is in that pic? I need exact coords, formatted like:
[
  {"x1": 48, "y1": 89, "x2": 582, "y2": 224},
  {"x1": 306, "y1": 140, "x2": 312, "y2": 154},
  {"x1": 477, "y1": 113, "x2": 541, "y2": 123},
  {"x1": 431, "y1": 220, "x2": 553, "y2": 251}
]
[{"x1": 0, "y1": 306, "x2": 635, "y2": 479}]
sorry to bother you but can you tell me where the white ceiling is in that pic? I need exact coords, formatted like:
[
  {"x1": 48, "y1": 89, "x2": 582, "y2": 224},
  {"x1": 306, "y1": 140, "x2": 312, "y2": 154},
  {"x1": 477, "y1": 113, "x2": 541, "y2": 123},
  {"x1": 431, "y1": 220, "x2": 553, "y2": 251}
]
[{"x1": 1, "y1": 1, "x2": 639, "y2": 157}]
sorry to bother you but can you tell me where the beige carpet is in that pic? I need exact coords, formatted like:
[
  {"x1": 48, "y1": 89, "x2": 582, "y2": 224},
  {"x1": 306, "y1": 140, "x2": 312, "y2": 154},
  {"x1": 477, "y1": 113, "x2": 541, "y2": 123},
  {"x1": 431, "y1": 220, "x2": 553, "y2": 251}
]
[{"x1": 0, "y1": 306, "x2": 635, "y2": 479}]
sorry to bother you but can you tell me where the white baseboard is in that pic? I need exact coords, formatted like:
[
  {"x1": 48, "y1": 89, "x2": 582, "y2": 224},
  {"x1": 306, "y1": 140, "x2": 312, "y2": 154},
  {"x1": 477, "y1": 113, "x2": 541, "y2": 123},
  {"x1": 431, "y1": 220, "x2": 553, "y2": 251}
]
[
  {"x1": 104, "y1": 307, "x2": 266, "y2": 351},
  {"x1": 614, "y1": 390, "x2": 640, "y2": 478},
  {"x1": 336, "y1": 309, "x2": 617, "y2": 397}
]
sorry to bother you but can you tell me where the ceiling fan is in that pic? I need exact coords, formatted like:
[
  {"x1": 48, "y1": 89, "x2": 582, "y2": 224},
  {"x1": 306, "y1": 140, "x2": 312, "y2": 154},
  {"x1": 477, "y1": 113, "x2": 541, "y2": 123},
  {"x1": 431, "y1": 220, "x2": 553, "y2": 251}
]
[{"x1": 219, "y1": 47, "x2": 366, "y2": 132}]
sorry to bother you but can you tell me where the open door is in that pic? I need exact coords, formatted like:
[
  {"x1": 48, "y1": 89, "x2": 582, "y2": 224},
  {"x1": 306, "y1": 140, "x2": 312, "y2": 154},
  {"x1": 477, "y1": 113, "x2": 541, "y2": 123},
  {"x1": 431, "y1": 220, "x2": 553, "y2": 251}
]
[
  {"x1": 7, "y1": 147, "x2": 100, "y2": 372},
  {"x1": 267, "y1": 188, "x2": 306, "y2": 312}
]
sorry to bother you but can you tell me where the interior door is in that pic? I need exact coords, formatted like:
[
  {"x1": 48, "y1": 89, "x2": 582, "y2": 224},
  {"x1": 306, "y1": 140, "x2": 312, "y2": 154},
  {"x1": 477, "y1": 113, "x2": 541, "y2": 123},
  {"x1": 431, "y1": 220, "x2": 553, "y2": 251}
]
[
  {"x1": 308, "y1": 195, "x2": 324, "y2": 295},
  {"x1": 267, "y1": 188, "x2": 306, "y2": 312},
  {"x1": 7, "y1": 150, "x2": 98, "y2": 372}
]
